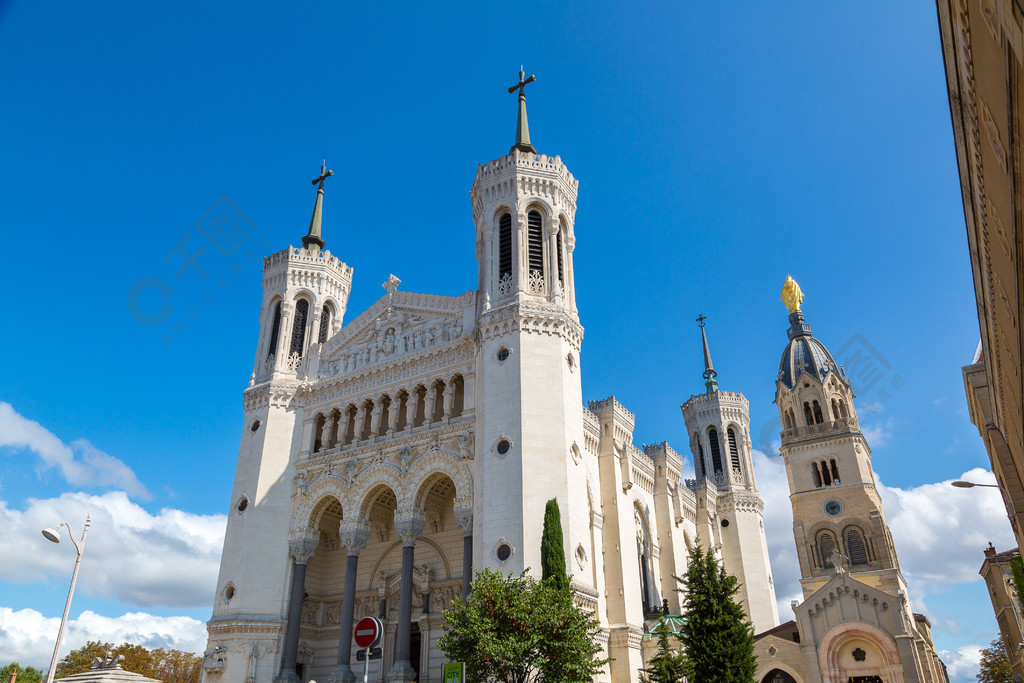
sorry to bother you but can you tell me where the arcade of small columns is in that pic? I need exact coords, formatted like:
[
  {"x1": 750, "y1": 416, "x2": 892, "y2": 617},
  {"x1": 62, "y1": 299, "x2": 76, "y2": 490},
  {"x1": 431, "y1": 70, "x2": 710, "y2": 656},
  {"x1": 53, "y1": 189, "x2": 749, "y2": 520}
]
[
  {"x1": 280, "y1": 465, "x2": 473, "y2": 683},
  {"x1": 311, "y1": 374, "x2": 467, "y2": 452}
]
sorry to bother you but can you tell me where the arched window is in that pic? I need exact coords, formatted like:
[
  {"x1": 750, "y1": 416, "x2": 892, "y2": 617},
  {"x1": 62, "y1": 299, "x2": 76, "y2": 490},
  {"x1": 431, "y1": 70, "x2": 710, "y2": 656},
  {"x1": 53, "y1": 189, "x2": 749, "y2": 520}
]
[
  {"x1": 635, "y1": 508, "x2": 655, "y2": 615},
  {"x1": 803, "y1": 402, "x2": 814, "y2": 426},
  {"x1": 831, "y1": 399, "x2": 840, "y2": 420},
  {"x1": 820, "y1": 460, "x2": 832, "y2": 486},
  {"x1": 839, "y1": 399, "x2": 849, "y2": 418},
  {"x1": 290, "y1": 299, "x2": 309, "y2": 356},
  {"x1": 811, "y1": 462, "x2": 822, "y2": 487},
  {"x1": 527, "y1": 210, "x2": 544, "y2": 276},
  {"x1": 556, "y1": 229, "x2": 564, "y2": 287},
  {"x1": 727, "y1": 427, "x2": 741, "y2": 472},
  {"x1": 695, "y1": 437, "x2": 705, "y2": 480},
  {"x1": 846, "y1": 527, "x2": 868, "y2": 565},
  {"x1": 313, "y1": 413, "x2": 325, "y2": 452},
  {"x1": 812, "y1": 400, "x2": 824, "y2": 424},
  {"x1": 818, "y1": 530, "x2": 837, "y2": 568},
  {"x1": 498, "y1": 213, "x2": 513, "y2": 283},
  {"x1": 784, "y1": 409, "x2": 795, "y2": 429},
  {"x1": 266, "y1": 301, "x2": 282, "y2": 360},
  {"x1": 318, "y1": 304, "x2": 332, "y2": 344},
  {"x1": 708, "y1": 428, "x2": 723, "y2": 474},
  {"x1": 830, "y1": 459, "x2": 840, "y2": 485}
]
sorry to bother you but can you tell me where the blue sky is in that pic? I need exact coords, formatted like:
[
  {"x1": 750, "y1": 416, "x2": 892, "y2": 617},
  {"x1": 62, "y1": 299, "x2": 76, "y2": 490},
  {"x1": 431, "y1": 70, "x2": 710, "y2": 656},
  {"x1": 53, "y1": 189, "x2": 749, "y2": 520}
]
[{"x1": 0, "y1": 1, "x2": 1008, "y2": 680}]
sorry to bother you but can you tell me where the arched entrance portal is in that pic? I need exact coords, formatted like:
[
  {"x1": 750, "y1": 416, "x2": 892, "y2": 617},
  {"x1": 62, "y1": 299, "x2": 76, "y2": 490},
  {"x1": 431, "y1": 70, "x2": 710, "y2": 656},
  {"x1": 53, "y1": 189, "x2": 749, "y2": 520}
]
[{"x1": 762, "y1": 668, "x2": 799, "y2": 683}]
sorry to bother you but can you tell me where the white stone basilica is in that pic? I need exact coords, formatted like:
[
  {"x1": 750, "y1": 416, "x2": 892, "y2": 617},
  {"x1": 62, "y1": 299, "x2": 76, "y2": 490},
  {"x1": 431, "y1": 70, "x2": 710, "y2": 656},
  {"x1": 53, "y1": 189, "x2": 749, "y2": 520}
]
[{"x1": 201, "y1": 73, "x2": 779, "y2": 683}]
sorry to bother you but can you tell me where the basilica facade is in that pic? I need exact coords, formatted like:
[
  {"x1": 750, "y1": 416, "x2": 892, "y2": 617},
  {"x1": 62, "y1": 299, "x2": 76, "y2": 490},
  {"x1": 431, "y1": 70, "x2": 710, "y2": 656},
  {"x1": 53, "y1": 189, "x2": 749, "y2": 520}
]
[
  {"x1": 200, "y1": 80, "x2": 779, "y2": 683},
  {"x1": 200, "y1": 77, "x2": 943, "y2": 683}
]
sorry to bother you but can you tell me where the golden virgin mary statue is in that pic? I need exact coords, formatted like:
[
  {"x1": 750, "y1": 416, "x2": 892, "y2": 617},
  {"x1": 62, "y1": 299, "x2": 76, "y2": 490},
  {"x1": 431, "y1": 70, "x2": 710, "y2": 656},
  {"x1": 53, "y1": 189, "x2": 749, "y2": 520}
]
[{"x1": 781, "y1": 275, "x2": 804, "y2": 313}]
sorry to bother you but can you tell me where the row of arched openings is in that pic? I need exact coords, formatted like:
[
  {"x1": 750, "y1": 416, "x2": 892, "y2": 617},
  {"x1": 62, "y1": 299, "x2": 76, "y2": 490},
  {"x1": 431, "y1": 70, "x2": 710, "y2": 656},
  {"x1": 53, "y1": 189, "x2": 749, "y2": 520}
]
[
  {"x1": 693, "y1": 426, "x2": 743, "y2": 480},
  {"x1": 812, "y1": 458, "x2": 841, "y2": 487},
  {"x1": 266, "y1": 299, "x2": 333, "y2": 362},
  {"x1": 496, "y1": 210, "x2": 566, "y2": 292},
  {"x1": 816, "y1": 526, "x2": 870, "y2": 568},
  {"x1": 783, "y1": 397, "x2": 851, "y2": 429},
  {"x1": 312, "y1": 376, "x2": 466, "y2": 452}
]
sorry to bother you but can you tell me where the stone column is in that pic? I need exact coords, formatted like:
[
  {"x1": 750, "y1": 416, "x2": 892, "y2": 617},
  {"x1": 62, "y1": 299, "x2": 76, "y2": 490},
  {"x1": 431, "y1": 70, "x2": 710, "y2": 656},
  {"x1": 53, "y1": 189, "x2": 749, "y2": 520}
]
[
  {"x1": 565, "y1": 237, "x2": 577, "y2": 310},
  {"x1": 329, "y1": 520, "x2": 371, "y2": 683},
  {"x1": 389, "y1": 509, "x2": 425, "y2": 683},
  {"x1": 278, "y1": 538, "x2": 316, "y2": 683},
  {"x1": 455, "y1": 508, "x2": 474, "y2": 600},
  {"x1": 546, "y1": 228, "x2": 561, "y2": 301},
  {"x1": 442, "y1": 381, "x2": 456, "y2": 420},
  {"x1": 276, "y1": 305, "x2": 293, "y2": 372}
]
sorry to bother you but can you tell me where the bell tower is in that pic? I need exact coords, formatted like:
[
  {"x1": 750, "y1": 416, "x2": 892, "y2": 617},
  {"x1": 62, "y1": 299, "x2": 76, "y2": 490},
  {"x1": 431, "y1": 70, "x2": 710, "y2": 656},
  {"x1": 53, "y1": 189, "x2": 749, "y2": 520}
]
[
  {"x1": 681, "y1": 316, "x2": 779, "y2": 634},
  {"x1": 208, "y1": 165, "x2": 353, "y2": 681},
  {"x1": 469, "y1": 70, "x2": 588, "y2": 583},
  {"x1": 775, "y1": 276, "x2": 905, "y2": 599}
]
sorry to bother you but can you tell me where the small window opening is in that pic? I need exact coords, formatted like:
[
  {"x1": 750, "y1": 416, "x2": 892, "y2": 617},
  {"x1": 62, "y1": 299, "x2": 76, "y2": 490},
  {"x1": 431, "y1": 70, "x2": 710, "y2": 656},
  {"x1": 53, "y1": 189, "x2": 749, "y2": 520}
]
[
  {"x1": 527, "y1": 211, "x2": 544, "y2": 276},
  {"x1": 708, "y1": 428, "x2": 723, "y2": 474},
  {"x1": 289, "y1": 299, "x2": 309, "y2": 357}
]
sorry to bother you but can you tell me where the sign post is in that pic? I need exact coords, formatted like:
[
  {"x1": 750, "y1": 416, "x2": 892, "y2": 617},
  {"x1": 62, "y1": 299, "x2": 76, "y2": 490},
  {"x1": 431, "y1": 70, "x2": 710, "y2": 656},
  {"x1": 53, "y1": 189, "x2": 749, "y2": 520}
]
[{"x1": 354, "y1": 616, "x2": 383, "y2": 683}]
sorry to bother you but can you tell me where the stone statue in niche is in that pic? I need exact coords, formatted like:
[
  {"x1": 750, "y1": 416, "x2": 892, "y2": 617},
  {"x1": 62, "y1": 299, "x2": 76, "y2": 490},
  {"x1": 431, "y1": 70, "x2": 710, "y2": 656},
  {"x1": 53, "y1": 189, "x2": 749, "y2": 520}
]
[
  {"x1": 382, "y1": 328, "x2": 397, "y2": 355},
  {"x1": 398, "y1": 446, "x2": 413, "y2": 473}
]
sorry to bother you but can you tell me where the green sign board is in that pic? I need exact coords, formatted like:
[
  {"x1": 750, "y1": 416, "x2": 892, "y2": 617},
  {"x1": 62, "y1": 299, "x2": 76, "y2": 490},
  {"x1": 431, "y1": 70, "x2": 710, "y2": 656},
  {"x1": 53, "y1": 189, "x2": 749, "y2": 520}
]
[{"x1": 443, "y1": 662, "x2": 465, "y2": 683}]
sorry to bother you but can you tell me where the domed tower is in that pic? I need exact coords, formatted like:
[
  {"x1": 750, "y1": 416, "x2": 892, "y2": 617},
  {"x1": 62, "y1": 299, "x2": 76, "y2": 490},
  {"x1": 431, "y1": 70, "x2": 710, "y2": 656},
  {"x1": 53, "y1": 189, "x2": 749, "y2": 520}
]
[
  {"x1": 207, "y1": 165, "x2": 352, "y2": 683},
  {"x1": 775, "y1": 276, "x2": 905, "y2": 598},
  {"x1": 469, "y1": 70, "x2": 589, "y2": 582},
  {"x1": 681, "y1": 316, "x2": 778, "y2": 634}
]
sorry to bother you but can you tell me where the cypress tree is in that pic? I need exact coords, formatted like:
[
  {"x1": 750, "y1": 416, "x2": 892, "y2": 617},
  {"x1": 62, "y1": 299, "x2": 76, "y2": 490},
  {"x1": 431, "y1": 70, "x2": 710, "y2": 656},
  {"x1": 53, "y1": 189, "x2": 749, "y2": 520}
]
[
  {"x1": 541, "y1": 498, "x2": 569, "y2": 592},
  {"x1": 678, "y1": 541, "x2": 757, "y2": 683}
]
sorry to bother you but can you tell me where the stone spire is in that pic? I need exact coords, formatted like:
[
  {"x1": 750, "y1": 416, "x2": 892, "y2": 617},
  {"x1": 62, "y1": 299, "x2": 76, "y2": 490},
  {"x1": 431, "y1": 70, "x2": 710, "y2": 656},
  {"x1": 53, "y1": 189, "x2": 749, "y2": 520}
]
[
  {"x1": 508, "y1": 67, "x2": 538, "y2": 154},
  {"x1": 302, "y1": 163, "x2": 333, "y2": 251},
  {"x1": 697, "y1": 314, "x2": 718, "y2": 394}
]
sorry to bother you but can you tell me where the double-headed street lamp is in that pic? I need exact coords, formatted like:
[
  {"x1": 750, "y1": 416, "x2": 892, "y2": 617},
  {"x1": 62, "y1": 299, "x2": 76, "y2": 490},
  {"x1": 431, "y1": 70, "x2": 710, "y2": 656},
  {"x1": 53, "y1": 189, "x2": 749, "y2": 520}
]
[{"x1": 41, "y1": 515, "x2": 90, "y2": 683}]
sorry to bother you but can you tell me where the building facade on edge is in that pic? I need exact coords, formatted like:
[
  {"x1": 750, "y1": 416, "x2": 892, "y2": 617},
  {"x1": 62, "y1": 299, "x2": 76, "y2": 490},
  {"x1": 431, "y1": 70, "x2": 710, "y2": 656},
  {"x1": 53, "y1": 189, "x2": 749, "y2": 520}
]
[{"x1": 199, "y1": 77, "x2": 779, "y2": 683}]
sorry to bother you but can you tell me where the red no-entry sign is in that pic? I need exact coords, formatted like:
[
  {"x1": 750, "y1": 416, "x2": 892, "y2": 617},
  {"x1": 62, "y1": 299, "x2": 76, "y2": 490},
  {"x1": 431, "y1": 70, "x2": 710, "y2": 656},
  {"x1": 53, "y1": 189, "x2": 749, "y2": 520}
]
[{"x1": 354, "y1": 616, "x2": 383, "y2": 649}]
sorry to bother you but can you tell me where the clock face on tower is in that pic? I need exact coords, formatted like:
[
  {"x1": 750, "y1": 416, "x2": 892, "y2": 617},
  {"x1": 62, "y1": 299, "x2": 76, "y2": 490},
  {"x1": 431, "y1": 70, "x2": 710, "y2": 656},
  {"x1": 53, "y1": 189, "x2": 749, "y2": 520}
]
[{"x1": 824, "y1": 500, "x2": 843, "y2": 517}]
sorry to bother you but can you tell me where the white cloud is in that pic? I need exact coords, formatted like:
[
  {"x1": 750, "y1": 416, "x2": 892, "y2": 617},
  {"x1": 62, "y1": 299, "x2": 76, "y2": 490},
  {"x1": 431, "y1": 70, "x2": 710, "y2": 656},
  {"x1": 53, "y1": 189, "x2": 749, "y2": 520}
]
[
  {"x1": 0, "y1": 402, "x2": 150, "y2": 499},
  {"x1": 751, "y1": 452, "x2": 1015, "y2": 638},
  {"x1": 0, "y1": 607, "x2": 207, "y2": 671},
  {"x1": 940, "y1": 644, "x2": 983, "y2": 683},
  {"x1": 860, "y1": 416, "x2": 895, "y2": 449},
  {"x1": 0, "y1": 491, "x2": 226, "y2": 608},
  {"x1": 751, "y1": 450, "x2": 804, "y2": 620},
  {"x1": 879, "y1": 467, "x2": 1014, "y2": 588}
]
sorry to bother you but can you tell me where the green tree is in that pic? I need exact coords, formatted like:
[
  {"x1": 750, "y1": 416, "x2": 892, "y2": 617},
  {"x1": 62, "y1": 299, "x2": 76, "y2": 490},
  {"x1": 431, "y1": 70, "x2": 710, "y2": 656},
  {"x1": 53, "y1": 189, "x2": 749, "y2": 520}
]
[
  {"x1": 55, "y1": 642, "x2": 200, "y2": 683},
  {"x1": 0, "y1": 663, "x2": 43, "y2": 683},
  {"x1": 1011, "y1": 555, "x2": 1024, "y2": 613},
  {"x1": 678, "y1": 542, "x2": 756, "y2": 683},
  {"x1": 978, "y1": 637, "x2": 1014, "y2": 683},
  {"x1": 638, "y1": 622, "x2": 687, "y2": 683},
  {"x1": 541, "y1": 498, "x2": 569, "y2": 593},
  {"x1": 438, "y1": 567, "x2": 609, "y2": 683}
]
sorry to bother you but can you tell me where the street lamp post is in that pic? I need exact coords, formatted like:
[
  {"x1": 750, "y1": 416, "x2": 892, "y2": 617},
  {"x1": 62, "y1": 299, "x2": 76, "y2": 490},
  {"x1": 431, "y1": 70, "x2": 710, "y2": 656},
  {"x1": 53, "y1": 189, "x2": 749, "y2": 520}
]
[
  {"x1": 951, "y1": 480, "x2": 1000, "y2": 488},
  {"x1": 41, "y1": 515, "x2": 91, "y2": 683}
]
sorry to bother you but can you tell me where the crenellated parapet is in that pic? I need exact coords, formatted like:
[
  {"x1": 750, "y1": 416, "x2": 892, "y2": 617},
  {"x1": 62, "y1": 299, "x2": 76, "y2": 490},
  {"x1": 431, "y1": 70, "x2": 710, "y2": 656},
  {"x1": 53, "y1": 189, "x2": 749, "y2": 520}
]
[{"x1": 470, "y1": 151, "x2": 579, "y2": 221}]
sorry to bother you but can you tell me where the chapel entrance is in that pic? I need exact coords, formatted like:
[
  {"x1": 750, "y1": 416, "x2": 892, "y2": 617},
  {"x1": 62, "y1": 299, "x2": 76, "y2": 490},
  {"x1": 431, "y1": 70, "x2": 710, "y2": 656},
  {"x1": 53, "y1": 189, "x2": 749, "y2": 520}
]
[{"x1": 762, "y1": 669, "x2": 798, "y2": 683}]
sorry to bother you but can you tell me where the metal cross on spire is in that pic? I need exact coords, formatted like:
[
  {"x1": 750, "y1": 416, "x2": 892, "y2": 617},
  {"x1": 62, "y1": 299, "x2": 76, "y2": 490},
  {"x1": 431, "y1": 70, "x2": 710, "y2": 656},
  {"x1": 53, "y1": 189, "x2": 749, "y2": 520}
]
[
  {"x1": 303, "y1": 162, "x2": 333, "y2": 251},
  {"x1": 697, "y1": 314, "x2": 719, "y2": 394},
  {"x1": 508, "y1": 67, "x2": 538, "y2": 154}
]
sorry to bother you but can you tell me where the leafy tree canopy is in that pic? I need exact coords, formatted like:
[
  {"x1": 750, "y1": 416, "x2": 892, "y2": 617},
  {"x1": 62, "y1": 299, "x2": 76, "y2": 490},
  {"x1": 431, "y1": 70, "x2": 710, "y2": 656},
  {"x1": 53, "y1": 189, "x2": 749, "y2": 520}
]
[
  {"x1": 678, "y1": 542, "x2": 756, "y2": 683},
  {"x1": 978, "y1": 637, "x2": 1014, "y2": 683},
  {"x1": 0, "y1": 662, "x2": 43, "y2": 683},
  {"x1": 55, "y1": 641, "x2": 201, "y2": 683},
  {"x1": 438, "y1": 567, "x2": 609, "y2": 683}
]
